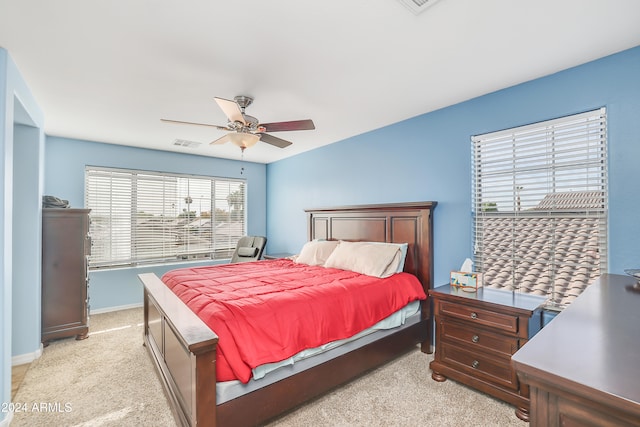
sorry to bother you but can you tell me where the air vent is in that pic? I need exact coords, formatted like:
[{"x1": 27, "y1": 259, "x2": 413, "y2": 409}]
[
  {"x1": 397, "y1": 0, "x2": 442, "y2": 14},
  {"x1": 173, "y1": 139, "x2": 202, "y2": 148}
]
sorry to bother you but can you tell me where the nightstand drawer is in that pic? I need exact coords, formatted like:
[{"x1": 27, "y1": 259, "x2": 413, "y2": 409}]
[
  {"x1": 440, "y1": 321, "x2": 519, "y2": 357},
  {"x1": 439, "y1": 301, "x2": 519, "y2": 334},
  {"x1": 440, "y1": 342, "x2": 518, "y2": 391}
]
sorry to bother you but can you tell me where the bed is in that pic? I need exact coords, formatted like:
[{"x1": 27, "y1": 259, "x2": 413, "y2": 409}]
[{"x1": 139, "y1": 201, "x2": 436, "y2": 427}]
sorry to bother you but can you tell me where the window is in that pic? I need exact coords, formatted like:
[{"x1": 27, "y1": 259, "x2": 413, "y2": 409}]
[
  {"x1": 85, "y1": 166, "x2": 246, "y2": 268},
  {"x1": 472, "y1": 108, "x2": 608, "y2": 308}
]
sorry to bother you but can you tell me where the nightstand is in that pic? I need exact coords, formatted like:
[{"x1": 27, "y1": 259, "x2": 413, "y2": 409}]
[{"x1": 429, "y1": 284, "x2": 545, "y2": 421}]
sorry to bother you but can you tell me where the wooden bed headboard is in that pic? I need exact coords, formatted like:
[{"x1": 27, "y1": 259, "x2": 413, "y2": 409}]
[{"x1": 305, "y1": 201, "x2": 437, "y2": 295}]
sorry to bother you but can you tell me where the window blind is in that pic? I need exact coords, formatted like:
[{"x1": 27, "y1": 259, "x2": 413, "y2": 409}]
[
  {"x1": 472, "y1": 108, "x2": 608, "y2": 308},
  {"x1": 85, "y1": 166, "x2": 246, "y2": 268}
]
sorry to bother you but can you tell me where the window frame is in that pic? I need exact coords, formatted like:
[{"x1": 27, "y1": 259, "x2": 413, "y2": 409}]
[
  {"x1": 85, "y1": 166, "x2": 247, "y2": 269},
  {"x1": 471, "y1": 108, "x2": 608, "y2": 308}
]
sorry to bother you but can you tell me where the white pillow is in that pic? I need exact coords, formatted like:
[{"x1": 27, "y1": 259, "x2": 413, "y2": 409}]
[
  {"x1": 294, "y1": 240, "x2": 340, "y2": 266},
  {"x1": 369, "y1": 242, "x2": 408, "y2": 274},
  {"x1": 323, "y1": 241, "x2": 407, "y2": 278}
]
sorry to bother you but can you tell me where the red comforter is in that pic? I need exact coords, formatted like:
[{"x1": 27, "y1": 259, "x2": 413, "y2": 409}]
[{"x1": 162, "y1": 258, "x2": 426, "y2": 383}]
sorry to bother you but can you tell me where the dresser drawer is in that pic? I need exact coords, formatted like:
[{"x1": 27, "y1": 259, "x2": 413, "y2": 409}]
[
  {"x1": 439, "y1": 300, "x2": 519, "y2": 334},
  {"x1": 440, "y1": 320, "x2": 520, "y2": 357},
  {"x1": 440, "y1": 342, "x2": 518, "y2": 391}
]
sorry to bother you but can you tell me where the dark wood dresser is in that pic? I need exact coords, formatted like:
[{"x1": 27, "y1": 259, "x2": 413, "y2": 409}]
[
  {"x1": 41, "y1": 208, "x2": 91, "y2": 345},
  {"x1": 512, "y1": 274, "x2": 640, "y2": 426},
  {"x1": 429, "y1": 284, "x2": 546, "y2": 421}
]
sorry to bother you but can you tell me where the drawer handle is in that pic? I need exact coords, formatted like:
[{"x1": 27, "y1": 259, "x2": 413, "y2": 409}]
[
  {"x1": 471, "y1": 335, "x2": 479, "y2": 343},
  {"x1": 471, "y1": 360, "x2": 480, "y2": 369},
  {"x1": 470, "y1": 312, "x2": 478, "y2": 319}
]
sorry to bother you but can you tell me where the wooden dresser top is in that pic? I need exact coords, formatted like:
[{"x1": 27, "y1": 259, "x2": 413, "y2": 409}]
[{"x1": 512, "y1": 273, "x2": 640, "y2": 406}]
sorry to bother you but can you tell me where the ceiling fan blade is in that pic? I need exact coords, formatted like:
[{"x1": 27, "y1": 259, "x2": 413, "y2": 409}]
[
  {"x1": 161, "y1": 118, "x2": 228, "y2": 131},
  {"x1": 259, "y1": 119, "x2": 315, "y2": 133},
  {"x1": 214, "y1": 97, "x2": 245, "y2": 125},
  {"x1": 210, "y1": 134, "x2": 232, "y2": 145},
  {"x1": 259, "y1": 133, "x2": 293, "y2": 148}
]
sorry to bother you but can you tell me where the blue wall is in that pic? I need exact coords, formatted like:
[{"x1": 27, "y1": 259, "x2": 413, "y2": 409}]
[
  {"x1": 1, "y1": 48, "x2": 45, "y2": 426},
  {"x1": 266, "y1": 46, "x2": 640, "y2": 287},
  {"x1": 43, "y1": 136, "x2": 268, "y2": 311}
]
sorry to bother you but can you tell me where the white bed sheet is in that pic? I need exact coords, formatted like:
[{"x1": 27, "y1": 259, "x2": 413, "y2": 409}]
[{"x1": 216, "y1": 300, "x2": 421, "y2": 404}]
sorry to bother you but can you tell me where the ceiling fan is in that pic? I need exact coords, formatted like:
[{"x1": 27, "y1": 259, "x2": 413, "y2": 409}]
[{"x1": 161, "y1": 96, "x2": 315, "y2": 151}]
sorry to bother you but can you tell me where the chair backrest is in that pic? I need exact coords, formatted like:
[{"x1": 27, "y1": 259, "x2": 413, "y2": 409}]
[{"x1": 230, "y1": 236, "x2": 267, "y2": 263}]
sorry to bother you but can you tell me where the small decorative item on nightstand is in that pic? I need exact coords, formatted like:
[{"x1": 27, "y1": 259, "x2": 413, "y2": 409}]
[
  {"x1": 450, "y1": 271, "x2": 482, "y2": 291},
  {"x1": 450, "y1": 258, "x2": 482, "y2": 292}
]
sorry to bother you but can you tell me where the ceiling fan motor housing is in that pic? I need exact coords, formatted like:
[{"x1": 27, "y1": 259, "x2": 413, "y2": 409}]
[
  {"x1": 231, "y1": 96, "x2": 259, "y2": 131},
  {"x1": 234, "y1": 95, "x2": 253, "y2": 110}
]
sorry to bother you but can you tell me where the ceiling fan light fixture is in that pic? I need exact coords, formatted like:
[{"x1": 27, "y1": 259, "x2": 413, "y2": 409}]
[{"x1": 229, "y1": 132, "x2": 260, "y2": 149}]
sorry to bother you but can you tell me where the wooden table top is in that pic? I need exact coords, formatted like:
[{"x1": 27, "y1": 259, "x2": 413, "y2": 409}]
[{"x1": 512, "y1": 273, "x2": 640, "y2": 406}]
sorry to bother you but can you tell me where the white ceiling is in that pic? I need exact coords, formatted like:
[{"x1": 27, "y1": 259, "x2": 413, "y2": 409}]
[{"x1": 1, "y1": 0, "x2": 639, "y2": 164}]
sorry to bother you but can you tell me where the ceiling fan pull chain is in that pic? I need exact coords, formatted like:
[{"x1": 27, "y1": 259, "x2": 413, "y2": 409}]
[{"x1": 240, "y1": 146, "x2": 245, "y2": 175}]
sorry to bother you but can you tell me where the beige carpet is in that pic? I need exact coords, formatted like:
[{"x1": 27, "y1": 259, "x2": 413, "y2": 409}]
[
  {"x1": 12, "y1": 308, "x2": 524, "y2": 427},
  {"x1": 11, "y1": 308, "x2": 175, "y2": 427}
]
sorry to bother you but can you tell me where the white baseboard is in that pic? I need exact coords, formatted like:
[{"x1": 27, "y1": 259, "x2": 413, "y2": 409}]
[
  {"x1": 0, "y1": 411, "x2": 14, "y2": 427},
  {"x1": 12, "y1": 344, "x2": 43, "y2": 366},
  {"x1": 90, "y1": 302, "x2": 143, "y2": 315}
]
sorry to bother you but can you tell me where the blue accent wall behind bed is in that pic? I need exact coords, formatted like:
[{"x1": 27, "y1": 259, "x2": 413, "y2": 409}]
[{"x1": 265, "y1": 45, "x2": 640, "y2": 288}]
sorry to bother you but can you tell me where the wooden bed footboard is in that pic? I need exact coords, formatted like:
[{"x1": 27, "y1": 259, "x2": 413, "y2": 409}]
[{"x1": 141, "y1": 272, "x2": 218, "y2": 427}]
